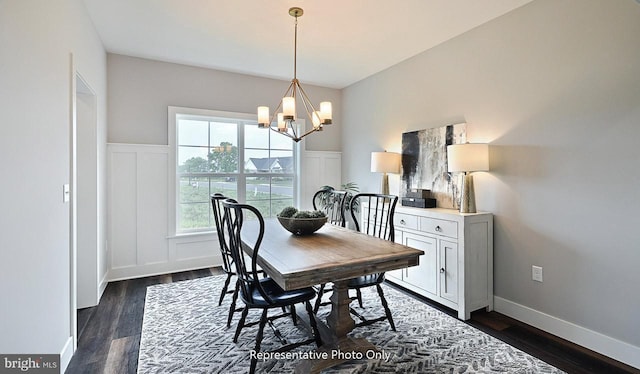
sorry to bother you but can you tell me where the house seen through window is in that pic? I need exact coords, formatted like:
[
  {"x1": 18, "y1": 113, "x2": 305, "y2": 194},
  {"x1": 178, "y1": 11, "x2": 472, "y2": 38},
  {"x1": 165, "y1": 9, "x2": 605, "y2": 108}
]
[{"x1": 176, "y1": 111, "x2": 296, "y2": 232}]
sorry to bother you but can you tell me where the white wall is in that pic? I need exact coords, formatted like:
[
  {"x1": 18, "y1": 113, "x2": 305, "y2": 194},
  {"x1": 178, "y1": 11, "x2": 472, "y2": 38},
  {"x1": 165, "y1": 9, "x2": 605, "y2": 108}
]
[
  {"x1": 107, "y1": 54, "x2": 342, "y2": 151},
  {"x1": 342, "y1": 0, "x2": 640, "y2": 368},
  {"x1": 105, "y1": 56, "x2": 342, "y2": 280},
  {"x1": 0, "y1": 0, "x2": 107, "y2": 369}
]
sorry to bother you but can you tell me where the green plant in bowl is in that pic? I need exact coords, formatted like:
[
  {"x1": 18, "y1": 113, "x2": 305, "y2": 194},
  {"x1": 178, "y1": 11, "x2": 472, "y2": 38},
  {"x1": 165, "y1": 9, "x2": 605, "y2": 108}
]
[{"x1": 277, "y1": 207, "x2": 327, "y2": 235}]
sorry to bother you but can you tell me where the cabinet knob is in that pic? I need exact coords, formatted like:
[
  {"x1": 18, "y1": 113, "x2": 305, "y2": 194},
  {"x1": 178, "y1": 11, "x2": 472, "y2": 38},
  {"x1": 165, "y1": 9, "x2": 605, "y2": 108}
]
[
  {"x1": 440, "y1": 268, "x2": 445, "y2": 274},
  {"x1": 400, "y1": 219, "x2": 406, "y2": 225},
  {"x1": 435, "y1": 225, "x2": 442, "y2": 232}
]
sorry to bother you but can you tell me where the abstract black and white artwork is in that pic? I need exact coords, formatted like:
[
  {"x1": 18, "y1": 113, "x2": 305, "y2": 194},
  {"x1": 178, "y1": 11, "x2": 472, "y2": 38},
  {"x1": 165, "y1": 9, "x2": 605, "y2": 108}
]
[{"x1": 401, "y1": 123, "x2": 466, "y2": 209}]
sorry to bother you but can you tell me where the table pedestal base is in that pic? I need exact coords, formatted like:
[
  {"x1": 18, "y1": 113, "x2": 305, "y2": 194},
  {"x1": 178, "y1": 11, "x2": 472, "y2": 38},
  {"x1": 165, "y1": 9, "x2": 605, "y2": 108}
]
[
  {"x1": 294, "y1": 336, "x2": 378, "y2": 374},
  {"x1": 293, "y1": 280, "x2": 380, "y2": 373}
]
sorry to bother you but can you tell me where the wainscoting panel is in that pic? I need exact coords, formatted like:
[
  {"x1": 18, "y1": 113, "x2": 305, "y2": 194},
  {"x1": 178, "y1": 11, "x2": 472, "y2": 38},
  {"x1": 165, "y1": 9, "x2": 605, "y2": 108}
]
[
  {"x1": 109, "y1": 150, "x2": 138, "y2": 269},
  {"x1": 107, "y1": 143, "x2": 218, "y2": 281},
  {"x1": 171, "y1": 234, "x2": 220, "y2": 262},
  {"x1": 300, "y1": 150, "x2": 342, "y2": 211},
  {"x1": 136, "y1": 151, "x2": 169, "y2": 266}
]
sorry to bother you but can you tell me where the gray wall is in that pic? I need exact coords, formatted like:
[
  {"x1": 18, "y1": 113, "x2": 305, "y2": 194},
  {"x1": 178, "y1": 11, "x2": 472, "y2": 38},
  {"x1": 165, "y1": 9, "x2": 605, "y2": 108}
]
[
  {"x1": 0, "y1": 0, "x2": 107, "y2": 365},
  {"x1": 107, "y1": 54, "x2": 342, "y2": 151},
  {"x1": 343, "y1": 0, "x2": 640, "y2": 352}
]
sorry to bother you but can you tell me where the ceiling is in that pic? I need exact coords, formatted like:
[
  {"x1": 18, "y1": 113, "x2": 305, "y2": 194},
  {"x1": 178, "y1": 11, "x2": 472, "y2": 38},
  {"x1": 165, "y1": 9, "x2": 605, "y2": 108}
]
[{"x1": 83, "y1": 0, "x2": 534, "y2": 89}]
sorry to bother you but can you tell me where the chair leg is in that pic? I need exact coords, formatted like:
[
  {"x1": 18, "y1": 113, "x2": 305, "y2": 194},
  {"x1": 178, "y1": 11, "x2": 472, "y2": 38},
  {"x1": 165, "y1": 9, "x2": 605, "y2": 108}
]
[
  {"x1": 227, "y1": 280, "x2": 240, "y2": 328},
  {"x1": 250, "y1": 309, "x2": 269, "y2": 374},
  {"x1": 290, "y1": 304, "x2": 297, "y2": 326},
  {"x1": 305, "y1": 301, "x2": 323, "y2": 347},
  {"x1": 219, "y1": 273, "x2": 233, "y2": 306},
  {"x1": 233, "y1": 307, "x2": 249, "y2": 343},
  {"x1": 376, "y1": 284, "x2": 396, "y2": 331},
  {"x1": 313, "y1": 283, "x2": 326, "y2": 313},
  {"x1": 356, "y1": 288, "x2": 364, "y2": 308}
]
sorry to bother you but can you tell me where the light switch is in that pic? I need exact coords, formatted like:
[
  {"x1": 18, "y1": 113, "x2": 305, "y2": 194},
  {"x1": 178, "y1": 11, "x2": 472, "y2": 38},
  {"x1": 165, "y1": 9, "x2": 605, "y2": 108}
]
[
  {"x1": 532, "y1": 265, "x2": 543, "y2": 282},
  {"x1": 63, "y1": 184, "x2": 70, "y2": 203}
]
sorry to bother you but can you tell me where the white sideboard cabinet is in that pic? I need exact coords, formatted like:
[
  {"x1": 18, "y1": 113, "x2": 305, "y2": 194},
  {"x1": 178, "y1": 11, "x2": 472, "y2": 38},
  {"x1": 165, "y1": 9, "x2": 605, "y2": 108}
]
[{"x1": 386, "y1": 206, "x2": 493, "y2": 320}]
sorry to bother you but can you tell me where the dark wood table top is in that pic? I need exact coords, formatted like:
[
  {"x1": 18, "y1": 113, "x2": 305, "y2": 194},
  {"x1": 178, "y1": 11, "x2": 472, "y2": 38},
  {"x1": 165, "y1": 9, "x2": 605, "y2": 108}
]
[{"x1": 241, "y1": 219, "x2": 424, "y2": 290}]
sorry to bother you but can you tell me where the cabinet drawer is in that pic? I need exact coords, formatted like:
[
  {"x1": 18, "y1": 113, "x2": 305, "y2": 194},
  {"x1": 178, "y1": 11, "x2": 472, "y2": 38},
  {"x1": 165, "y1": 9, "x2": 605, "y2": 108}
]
[
  {"x1": 419, "y1": 217, "x2": 458, "y2": 238},
  {"x1": 394, "y1": 213, "x2": 418, "y2": 231}
]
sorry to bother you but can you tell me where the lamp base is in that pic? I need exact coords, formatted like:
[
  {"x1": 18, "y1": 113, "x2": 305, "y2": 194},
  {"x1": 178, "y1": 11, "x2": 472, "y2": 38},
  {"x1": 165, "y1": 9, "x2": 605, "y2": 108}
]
[
  {"x1": 381, "y1": 173, "x2": 389, "y2": 195},
  {"x1": 459, "y1": 174, "x2": 477, "y2": 213}
]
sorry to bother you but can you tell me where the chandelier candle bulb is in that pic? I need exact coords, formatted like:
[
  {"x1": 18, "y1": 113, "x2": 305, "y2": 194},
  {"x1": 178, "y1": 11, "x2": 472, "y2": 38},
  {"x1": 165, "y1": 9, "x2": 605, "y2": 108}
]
[
  {"x1": 320, "y1": 101, "x2": 332, "y2": 124},
  {"x1": 282, "y1": 97, "x2": 295, "y2": 120},
  {"x1": 257, "y1": 106, "x2": 269, "y2": 127},
  {"x1": 277, "y1": 113, "x2": 286, "y2": 131},
  {"x1": 312, "y1": 111, "x2": 321, "y2": 129}
]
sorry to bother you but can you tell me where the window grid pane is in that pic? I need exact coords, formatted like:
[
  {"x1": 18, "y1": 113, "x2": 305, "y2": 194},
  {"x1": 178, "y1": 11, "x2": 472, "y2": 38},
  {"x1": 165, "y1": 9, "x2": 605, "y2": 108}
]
[
  {"x1": 176, "y1": 114, "x2": 296, "y2": 232},
  {"x1": 179, "y1": 202, "x2": 211, "y2": 230}
]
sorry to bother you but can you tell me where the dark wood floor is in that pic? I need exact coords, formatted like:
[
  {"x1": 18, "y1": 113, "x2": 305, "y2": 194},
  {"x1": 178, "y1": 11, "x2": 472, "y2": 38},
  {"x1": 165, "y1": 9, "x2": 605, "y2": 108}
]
[{"x1": 66, "y1": 268, "x2": 639, "y2": 374}]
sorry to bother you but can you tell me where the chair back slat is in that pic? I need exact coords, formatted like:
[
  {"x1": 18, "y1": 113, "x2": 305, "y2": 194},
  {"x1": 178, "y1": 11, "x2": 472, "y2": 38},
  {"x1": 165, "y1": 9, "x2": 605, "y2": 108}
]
[
  {"x1": 221, "y1": 199, "x2": 270, "y2": 304},
  {"x1": 211, "y1": 193, "x2": 235, "y2": 274},
  {"x1": 349, "y1": 193, "x2": 398, "y2": 242},
  {"x1": 313, "y1": 189, "x2": 348, "y2": 227}
]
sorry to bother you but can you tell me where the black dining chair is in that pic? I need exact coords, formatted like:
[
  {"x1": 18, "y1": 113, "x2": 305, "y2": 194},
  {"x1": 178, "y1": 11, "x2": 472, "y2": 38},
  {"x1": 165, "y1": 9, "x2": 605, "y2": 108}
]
[
  {"x1": 221, "y1": 199, "x2": 322, "y2": 374},
  {"x1": 211, "y1": 193, "x2": 242, "y2": 327},
  {"x1": 312, "y1": 188, "x2": 348, "y2": 313},
  {"x1": 347, "y1": 193, "x2": 398, "y2": 331},
  {"x1": 212, "y1": 193, "x2": 267, "y2": 328},
  {"x1": 312, "y1": 188, "x2": 348, "y2": 227}
]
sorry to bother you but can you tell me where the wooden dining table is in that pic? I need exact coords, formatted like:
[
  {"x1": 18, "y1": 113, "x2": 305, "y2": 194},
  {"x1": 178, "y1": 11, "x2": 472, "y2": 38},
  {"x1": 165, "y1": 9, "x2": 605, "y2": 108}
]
[{"x1": 240, "y1": 218, "x2": 424, "y2": 373}]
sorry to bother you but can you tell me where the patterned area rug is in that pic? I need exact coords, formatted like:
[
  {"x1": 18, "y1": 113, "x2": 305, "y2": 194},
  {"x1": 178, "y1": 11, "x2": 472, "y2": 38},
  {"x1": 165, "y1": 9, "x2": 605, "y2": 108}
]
[{"x1": 138, "y1": 276, "x2": 564, "y2": 373}]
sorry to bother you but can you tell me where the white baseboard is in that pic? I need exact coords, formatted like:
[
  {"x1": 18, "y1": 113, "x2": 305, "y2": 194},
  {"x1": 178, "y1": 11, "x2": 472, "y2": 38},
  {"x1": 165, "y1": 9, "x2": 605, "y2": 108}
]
[
  {"x1": 60, "y1": 336, "x2": 74, "y2": 373},
  {"x1": 98, "y1": 273, "x2": 108, "y2": 300},
  {"x1": 108, "y1": 257, "x2": 218, "y2": 282},
  {"x1": 494, "y1": 296, "x2": 640, "y2": 370}
]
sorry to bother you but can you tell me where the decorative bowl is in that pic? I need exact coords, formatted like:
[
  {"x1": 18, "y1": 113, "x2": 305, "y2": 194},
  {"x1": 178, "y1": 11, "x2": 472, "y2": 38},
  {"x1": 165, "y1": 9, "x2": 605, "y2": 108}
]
[{"x1": 277, "y1": 216, "x2": 327, "y2": 236}]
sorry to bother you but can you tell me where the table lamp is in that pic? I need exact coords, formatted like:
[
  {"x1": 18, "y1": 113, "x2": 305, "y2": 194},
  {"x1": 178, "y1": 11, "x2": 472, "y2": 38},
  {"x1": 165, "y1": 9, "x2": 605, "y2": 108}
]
[
  {"x1": 371, "y1": 151, "x2": 401, "y2": 195},
  {"x1": 446, "y1": 143, "x2": 489, "y2": 213}
]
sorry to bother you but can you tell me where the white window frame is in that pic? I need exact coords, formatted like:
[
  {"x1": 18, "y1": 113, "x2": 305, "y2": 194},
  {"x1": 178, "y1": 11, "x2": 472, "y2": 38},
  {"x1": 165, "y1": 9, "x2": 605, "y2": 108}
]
[{"x1": 168, "y1": 106, "x2": 301, "y2": 236}]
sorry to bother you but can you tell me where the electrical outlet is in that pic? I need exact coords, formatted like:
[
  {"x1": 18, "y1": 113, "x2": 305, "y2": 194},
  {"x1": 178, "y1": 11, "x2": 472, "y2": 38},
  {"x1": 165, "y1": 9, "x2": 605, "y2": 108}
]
[{"x1": 532, "y1": 265, "x2": 543, "y2": 282}]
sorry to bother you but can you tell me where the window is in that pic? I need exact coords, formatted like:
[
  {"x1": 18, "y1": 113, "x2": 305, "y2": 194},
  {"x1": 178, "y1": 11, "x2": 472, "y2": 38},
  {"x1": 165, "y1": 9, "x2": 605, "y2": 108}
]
[{"x1": 170, "y1": 107, "x2": 298, "y2": 234}]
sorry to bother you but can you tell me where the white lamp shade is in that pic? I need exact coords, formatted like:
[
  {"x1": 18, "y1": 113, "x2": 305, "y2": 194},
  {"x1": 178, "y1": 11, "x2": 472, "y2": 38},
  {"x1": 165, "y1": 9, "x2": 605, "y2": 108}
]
[
  {"x1": 320, "y1": 101, "x2": 332, "y2": 122},
  {"x1": 312, "y1": 111, "x2": 321, "y2": 128},
  {"x1": 282, "y1": 97, "x2": 295, "y2": 118},
  {"x1": 277, "y1": 113, "x2": 286, "y2": 130},
  {"x1": 447, "y1": 143, "x2": 489, "y2": 173},
  {"x1": 257, "y1": 106, "x2": 269, "y2": 124},
  {"x1": 371, "y1": 151, "x2": 401, "y2": 174}
]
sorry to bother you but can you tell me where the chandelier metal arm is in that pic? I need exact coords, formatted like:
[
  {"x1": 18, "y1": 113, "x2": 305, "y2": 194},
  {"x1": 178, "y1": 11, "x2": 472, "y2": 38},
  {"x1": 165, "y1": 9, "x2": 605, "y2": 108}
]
[
  {"x1": 265, "y1": 122, "x2": 320, "y2": 143},
  {"x1": 296, "y1": 82, "x2": 319, "y2": 118}
]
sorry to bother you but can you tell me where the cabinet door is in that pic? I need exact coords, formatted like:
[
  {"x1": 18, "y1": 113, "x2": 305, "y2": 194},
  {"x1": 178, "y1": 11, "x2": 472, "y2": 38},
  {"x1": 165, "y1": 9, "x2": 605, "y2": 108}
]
[
  {"x1": 439, "y1": 240, "x2": 458, "y2": 303},
  {"x1": 403, "y1": 232, "x2": 437, "y2": 295}
]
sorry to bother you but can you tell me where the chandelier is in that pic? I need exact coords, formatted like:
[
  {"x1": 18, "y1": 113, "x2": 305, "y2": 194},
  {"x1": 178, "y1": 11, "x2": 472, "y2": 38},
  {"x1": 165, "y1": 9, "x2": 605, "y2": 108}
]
[{"x1": 257, "y1": 7, "x2": 332, "y2": 142}]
